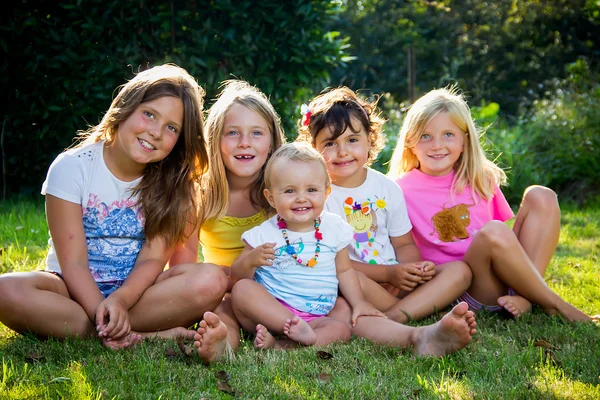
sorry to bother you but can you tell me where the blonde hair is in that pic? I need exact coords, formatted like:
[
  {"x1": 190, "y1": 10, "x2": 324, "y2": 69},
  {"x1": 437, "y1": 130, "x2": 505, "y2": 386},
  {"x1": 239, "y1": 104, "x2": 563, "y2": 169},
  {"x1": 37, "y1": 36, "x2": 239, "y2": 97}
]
[
  {"x1": 296, "y1": 87, "x2": 386, "y2": 165},
  {"x1": 264, "y1": 142, "x2": 331, "y2": 190},
  {"x1": 387, "y1": 86, "x2": 506, "y2": 199},
  {"x1": 78, "y1": 64, "x2": 207, "y2": 247},
  {"x1": 201, "y1": 80, "x2": 285, "y2": 222}
]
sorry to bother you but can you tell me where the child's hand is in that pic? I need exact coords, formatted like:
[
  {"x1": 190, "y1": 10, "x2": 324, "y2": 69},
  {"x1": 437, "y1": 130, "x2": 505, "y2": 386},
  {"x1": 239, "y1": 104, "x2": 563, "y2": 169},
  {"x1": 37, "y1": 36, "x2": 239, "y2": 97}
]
[
  {"x1": 350, "y1": 300, "x2": 387, "y2": 326},
  {"x1": 247, "y1": 242, "x2": 276, "y2": 268},
  {"x1": 419, "y1": 261, "x2": 436, "y2": 284},
  {"x1": 388, "y1": 263, "x2": 424, "y2": 291},
  {"x1": 95, "y1": 296, "x2": 131, "y2": 341}
]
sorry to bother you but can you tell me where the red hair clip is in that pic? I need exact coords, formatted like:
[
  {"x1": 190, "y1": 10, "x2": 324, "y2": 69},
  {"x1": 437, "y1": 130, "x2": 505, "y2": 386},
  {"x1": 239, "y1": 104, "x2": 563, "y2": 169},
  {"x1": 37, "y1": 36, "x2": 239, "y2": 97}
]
[{"x1": 301, "y1": 104, "x2": 311, "y2": 126}]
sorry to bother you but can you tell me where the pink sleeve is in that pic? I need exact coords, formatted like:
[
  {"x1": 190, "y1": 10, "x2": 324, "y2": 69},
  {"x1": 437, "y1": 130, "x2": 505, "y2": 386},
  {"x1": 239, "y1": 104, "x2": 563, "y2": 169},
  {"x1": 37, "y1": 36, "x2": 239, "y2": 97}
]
[{"x1": 492, "y1": 186, "x2": 515, "y2": 222}]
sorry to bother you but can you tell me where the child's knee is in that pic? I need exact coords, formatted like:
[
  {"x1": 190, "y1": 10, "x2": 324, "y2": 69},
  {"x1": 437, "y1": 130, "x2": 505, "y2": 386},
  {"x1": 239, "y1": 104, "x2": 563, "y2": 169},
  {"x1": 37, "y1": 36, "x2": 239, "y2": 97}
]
[
  {"x1": 187, "y1": 264, "x2": 228, "y2": 305},
  {"x1": 455, "y1": 261, "x2": 473, "y2": 287},
  {"x1": 478, "y1": 220, "x2": 514, "y2": 249},
  {"x1": 523, "y1": 185, "x2": 559, "y2": 212}
]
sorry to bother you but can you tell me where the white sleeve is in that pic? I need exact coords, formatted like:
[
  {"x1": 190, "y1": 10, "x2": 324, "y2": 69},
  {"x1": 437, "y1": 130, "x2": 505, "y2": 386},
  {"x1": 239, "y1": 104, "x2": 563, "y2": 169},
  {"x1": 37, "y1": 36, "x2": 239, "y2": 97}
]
[
  {"x1": 41, "y1": 152, "x2": 85, "y2": 205},
  {"x1": 386, "y1": 181, "x2": 413, "y2": 237},
  {"x1": 241, "y1": 224, "x2": 267, "y2": 249}
]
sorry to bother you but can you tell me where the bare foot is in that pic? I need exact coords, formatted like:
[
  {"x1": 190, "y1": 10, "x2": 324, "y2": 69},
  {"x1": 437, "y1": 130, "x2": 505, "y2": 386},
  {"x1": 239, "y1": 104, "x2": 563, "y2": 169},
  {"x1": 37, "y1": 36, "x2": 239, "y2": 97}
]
[
  {"x1": 283, "y1": 317, "x2": 316, "y2": 346},
  {"x1": 552, "y1": 301, "x2": 591, "y2": 322},
  {"x1": 497, "y1": 295, "x2": 532, "y2": 318},
  {"x1": 254, "y1": 324, "x2": 277, "y2": 350},
  {"x1": 193, "y1": 311, "x2": 229, "y2": 364},
  {"x1": 101, "y1": 333, "x2": 142, "y2": 350},
  {"x1": 414, "y1": 302, "x2": 476, "y2": 357}
]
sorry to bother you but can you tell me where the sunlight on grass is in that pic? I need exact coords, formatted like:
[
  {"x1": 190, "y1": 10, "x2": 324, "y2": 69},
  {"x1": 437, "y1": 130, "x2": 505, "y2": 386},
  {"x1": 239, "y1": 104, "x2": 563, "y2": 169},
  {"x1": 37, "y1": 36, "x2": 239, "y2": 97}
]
[
  {"x1": 274, "y1": 374, "x2": 312, "y2": 398},
  {"x1": 533, "y1": 361, "x2": 600, "y2": 398},
  {"x1": 418, "y1": 373, "x2": 472, "y2": 399},
  {"x1": 0, "y1": 359, "x2": 43, "y2": 398},
  {"x1": 64, "y1": 361, "x2": 99, "y2": 400}
]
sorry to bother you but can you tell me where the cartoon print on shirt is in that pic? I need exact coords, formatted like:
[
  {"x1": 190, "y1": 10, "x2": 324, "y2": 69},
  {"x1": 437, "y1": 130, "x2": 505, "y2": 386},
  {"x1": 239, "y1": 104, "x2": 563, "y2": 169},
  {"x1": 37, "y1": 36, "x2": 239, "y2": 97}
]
[
  {"x1": 430, "y1": 203, "x2": 472, "y2": 242},
  {"x1": 343, "y1": 196, "x2": 387, "y2": 263}
]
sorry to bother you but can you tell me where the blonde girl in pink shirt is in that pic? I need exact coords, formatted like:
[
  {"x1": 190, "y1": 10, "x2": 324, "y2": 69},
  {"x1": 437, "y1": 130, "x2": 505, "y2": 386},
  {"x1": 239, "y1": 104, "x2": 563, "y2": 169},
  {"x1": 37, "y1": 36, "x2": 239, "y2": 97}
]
[{"x1": 389, "y1": 87, "x2": 590, "y2": 321}]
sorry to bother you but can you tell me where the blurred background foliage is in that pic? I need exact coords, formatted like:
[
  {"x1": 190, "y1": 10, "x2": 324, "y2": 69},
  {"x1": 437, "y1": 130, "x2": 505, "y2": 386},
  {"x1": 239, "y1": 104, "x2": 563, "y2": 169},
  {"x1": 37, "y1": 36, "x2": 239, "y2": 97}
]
[{"x1": 1, "y1": 0, "x2": 599, "y2": 205}]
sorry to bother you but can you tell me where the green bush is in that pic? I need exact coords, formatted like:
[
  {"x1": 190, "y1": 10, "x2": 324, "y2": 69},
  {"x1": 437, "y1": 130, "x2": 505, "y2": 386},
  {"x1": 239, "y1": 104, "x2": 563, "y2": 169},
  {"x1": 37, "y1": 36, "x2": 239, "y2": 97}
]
[
  {"x1": 0, "y1": 0, "x2": 349, "y2": 195},
  {"x1": 487, "y1": 59, "x2": 600, "y2": 205}
]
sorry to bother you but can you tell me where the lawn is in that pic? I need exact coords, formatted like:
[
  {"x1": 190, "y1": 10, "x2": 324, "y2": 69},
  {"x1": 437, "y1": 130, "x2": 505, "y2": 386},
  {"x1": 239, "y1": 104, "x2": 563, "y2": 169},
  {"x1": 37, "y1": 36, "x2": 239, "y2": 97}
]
[{"x1": 1, "y1": 198, "x2": 599, "y2": 399}]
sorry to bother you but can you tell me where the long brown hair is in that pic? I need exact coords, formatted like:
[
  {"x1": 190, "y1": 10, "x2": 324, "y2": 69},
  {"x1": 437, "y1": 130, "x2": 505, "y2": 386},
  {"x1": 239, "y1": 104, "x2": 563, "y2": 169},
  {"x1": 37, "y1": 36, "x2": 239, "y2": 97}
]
[
  {"x1": 78, "y1": 64, "x2": 208, "y2": 247},
  {"x1": 201, "y1": 80, "x2": 285, "y2": 222}
]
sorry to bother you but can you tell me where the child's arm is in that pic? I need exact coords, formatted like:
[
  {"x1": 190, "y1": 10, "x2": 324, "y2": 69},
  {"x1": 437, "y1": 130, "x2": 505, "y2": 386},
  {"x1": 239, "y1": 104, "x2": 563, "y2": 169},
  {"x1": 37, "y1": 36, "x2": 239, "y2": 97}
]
[
  {"x1": 230, "y1": 241, "x2": 275, "y2": 284},
  {"x1": 95, "y1": 234, "x2": 175, "y2": 340},
  {"x1": 46, "y1": 195, "x2": 105, "y2": 322},
  {"x1": 347, "y1": 232, "x2": 429, "y2": 291},
  {"x1": 167, "y1": 221, "x2": 200, "y2": 267},
  {"x1": 336, "y1": 248, "x2": 386, "y2": 326}
]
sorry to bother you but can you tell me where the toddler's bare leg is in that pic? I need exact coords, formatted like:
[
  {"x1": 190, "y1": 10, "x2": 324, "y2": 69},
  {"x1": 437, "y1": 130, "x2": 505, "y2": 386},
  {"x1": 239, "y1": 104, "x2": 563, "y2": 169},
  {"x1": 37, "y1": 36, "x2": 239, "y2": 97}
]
[{"x1": 231, "y1": 279, "x2": 296, "y2": 335}]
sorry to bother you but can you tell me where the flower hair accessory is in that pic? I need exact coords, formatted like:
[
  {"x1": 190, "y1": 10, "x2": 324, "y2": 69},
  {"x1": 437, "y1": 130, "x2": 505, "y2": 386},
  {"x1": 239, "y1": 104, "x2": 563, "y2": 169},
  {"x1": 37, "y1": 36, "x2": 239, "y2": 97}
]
[{"x1": 301, "y1": 104, "x2": 311, "y2": 126}]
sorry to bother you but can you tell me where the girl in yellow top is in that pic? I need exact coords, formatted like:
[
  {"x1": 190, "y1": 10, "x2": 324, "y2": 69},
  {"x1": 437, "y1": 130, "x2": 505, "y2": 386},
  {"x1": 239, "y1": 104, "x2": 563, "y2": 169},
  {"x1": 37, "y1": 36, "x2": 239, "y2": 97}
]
[{"x1": 192, "y1": 80, "x2": 285, "y2": 363}]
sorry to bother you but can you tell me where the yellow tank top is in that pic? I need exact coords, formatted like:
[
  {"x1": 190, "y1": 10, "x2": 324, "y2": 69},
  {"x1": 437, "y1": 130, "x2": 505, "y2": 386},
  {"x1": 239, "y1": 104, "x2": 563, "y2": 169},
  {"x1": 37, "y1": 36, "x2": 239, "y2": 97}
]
[{"x1": 200, "y1": 210, "x2": 268, "y2": 267}]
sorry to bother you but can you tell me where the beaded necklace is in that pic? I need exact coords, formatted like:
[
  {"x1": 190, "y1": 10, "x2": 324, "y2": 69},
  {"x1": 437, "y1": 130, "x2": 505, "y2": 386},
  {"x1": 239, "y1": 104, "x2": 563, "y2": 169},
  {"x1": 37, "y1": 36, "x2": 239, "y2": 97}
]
[{"x1": 277, "y1": 216, "x2": 322, "y2": 268}]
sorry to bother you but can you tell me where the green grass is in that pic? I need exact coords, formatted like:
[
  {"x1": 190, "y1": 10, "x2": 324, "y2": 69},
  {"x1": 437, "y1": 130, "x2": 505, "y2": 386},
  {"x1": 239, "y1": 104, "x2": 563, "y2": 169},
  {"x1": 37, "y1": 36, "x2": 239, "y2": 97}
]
[{"x1": 1, "y1": 199, "x2": 599, "y2": 399}]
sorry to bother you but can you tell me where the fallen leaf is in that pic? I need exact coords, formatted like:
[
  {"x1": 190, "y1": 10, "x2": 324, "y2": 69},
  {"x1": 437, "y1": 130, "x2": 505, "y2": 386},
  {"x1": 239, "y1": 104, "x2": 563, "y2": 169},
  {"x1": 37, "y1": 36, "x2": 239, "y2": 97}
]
[
  {"x1": 316, "y1": 350, "x2": 333, "y2": 360},
  {"x1": 317, "y1": 373, "x2": 331, "y2": 383},
  {"x1": 544, "y1": 349, "x2": 562, "y2": 367},
  {"x1": 25, "y1": 352, "x2": 45, "y2": 363},
  {"x1": 165, "y1": 347, "x2": 178, "y2": 360},
  {"x1": 534, "y1": 339, "x2": 558, "y2": 350},
  {"x1": 217, "y1": 380, "x2": 236, "y2": 396},
  {"x1": 215, "y1": 370, "x2": 230, "y2": 382},
  {"x1": 176, "y1": 337, "x2": 194, "y2": 357}
]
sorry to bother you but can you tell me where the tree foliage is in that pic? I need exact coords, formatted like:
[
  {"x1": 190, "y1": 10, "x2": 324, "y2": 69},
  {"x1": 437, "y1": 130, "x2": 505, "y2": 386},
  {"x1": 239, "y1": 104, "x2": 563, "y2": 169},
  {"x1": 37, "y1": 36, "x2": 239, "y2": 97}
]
[
  {"x1": 0, "y1": 0, "x2": 349, "y2": 194},
  {"x1": 331, "y1": 0, "x2": 600, "y2": 114}
]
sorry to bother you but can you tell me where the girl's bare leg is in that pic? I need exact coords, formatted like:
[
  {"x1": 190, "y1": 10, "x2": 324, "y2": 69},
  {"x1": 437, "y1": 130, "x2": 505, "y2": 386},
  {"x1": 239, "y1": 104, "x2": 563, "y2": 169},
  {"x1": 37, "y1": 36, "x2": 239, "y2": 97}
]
[
  {"x1": 0, "y1": 272, "x2": 95, "y2": 338},
  {"x1": 464, "y1": 220, "x2": 590, "y2": 321},
  {"x1": 334, "y1": 300, "x2": 477, "y2": 357},
  {"x1": 497, "y1": 186, "x2": 561, "y2": 315},
  {"x1": 350, "y1": 263, "x2": 471, "y2": 323},
  {"x1": 128, "y1": 263, "x2": 228, "y2": 331}
]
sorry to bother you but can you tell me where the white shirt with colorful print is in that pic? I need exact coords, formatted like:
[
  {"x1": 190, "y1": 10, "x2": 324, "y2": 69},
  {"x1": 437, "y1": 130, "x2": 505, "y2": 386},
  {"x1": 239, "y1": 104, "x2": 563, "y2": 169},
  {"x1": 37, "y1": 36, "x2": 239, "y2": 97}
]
[
  {"x1": 325, "y1": 167, "x2": 412, "y2": 265},
  {"x1": 242, "y1": 212, "x2": 353, "y2": 315},
  {"x1": 41, "y1": 140, "x2": 145, "y2": 287}
]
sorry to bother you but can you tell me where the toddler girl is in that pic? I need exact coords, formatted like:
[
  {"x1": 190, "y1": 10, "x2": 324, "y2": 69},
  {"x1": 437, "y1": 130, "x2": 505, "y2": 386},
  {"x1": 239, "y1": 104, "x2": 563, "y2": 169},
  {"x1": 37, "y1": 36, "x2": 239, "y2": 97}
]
[
  {"x1": 230, "y1": 142, "x2": 385, "y2": 349},
  {"x1": 0, "y1": 64, "x2": 228, "y2": 349},
  {"x1": 388, "y1": 87, "x2": 590, "y2": 321}
]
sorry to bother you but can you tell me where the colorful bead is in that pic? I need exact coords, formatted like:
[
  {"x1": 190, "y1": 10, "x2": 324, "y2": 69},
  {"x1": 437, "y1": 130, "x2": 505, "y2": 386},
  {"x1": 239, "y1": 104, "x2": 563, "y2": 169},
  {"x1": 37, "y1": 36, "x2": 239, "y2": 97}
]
[{"x1": 278, "y1": 216, "x2": 321, "y2": 268}]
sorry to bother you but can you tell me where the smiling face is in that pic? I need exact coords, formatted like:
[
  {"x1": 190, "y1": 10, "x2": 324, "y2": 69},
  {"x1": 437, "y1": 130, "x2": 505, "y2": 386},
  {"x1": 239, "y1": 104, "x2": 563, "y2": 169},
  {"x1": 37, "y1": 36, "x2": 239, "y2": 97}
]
[
  {"x1": 410, "y1": 112, "x2": 465, "y2": 177},
  {"x1": 314, "y1": 116, "x2": 369, "y2": 188},
  {"x1": 263, "y1": 159, "x2": 330, "y2": 232},
  {"x1": 107, "y1": 96, "x2": 183, "y2": 179},
  {"x1": 220, "y1": 103, "x2": 272, "y2": 182}
]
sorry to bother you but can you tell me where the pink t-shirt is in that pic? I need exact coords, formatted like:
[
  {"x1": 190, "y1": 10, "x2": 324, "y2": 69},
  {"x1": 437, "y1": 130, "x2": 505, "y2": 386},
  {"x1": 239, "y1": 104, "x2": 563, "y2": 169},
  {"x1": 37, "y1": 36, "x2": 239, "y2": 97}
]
[{"x1": 395, "y1": 169, "x2": 514, "y2": 265}]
